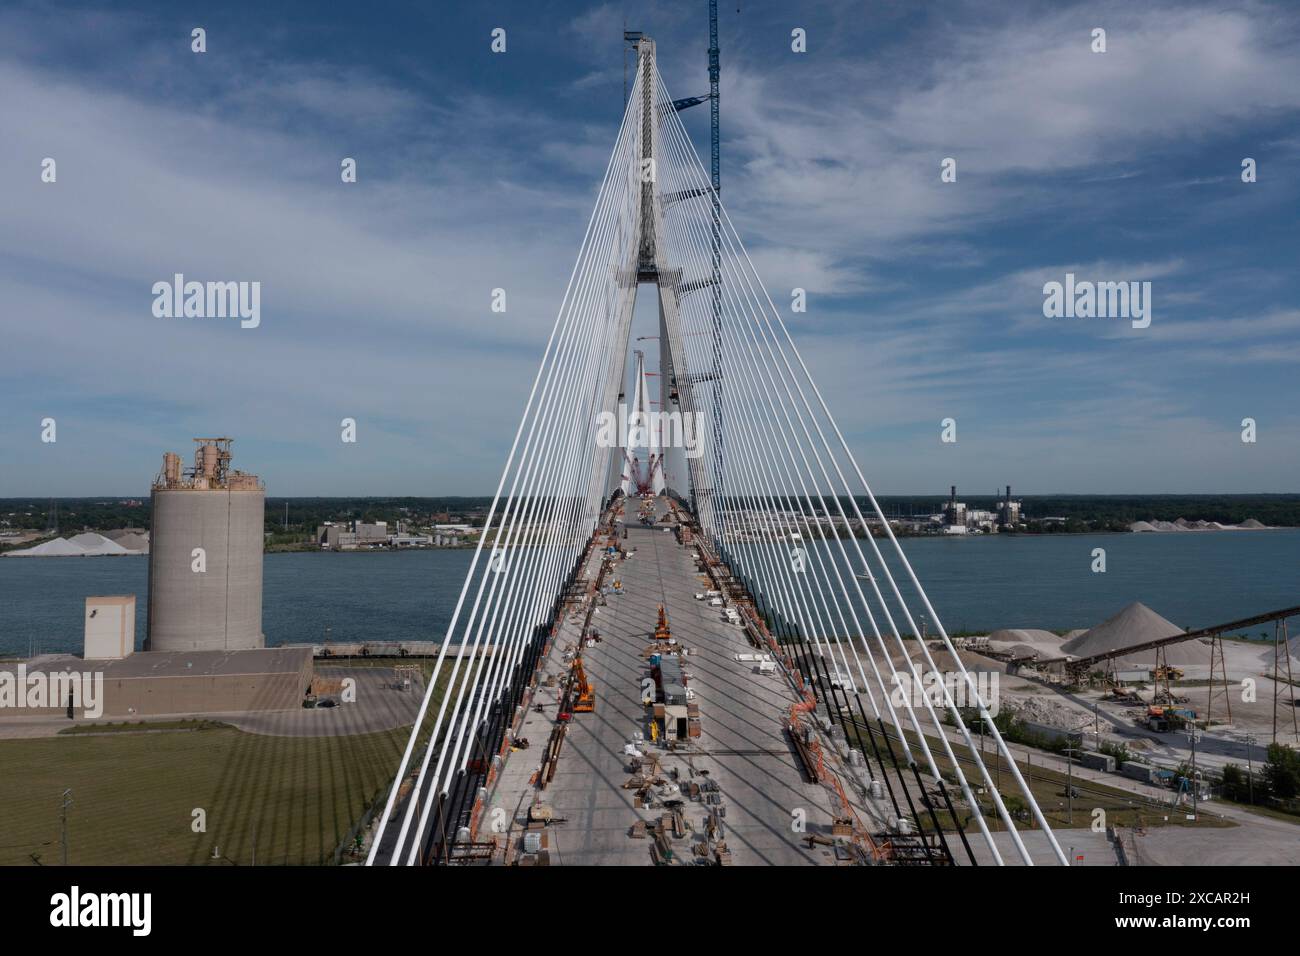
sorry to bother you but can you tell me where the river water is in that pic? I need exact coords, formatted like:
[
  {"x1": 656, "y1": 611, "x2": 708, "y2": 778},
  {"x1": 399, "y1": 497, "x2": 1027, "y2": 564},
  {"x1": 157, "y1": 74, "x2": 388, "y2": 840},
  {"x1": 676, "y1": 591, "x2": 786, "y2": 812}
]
[{"x1": 2, "y1": 530, "x2": 1296, "y2": 656}]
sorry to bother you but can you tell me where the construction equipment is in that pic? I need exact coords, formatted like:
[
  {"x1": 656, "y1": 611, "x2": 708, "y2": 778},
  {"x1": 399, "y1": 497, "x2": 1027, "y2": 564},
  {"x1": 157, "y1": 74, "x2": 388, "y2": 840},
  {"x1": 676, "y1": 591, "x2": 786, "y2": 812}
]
[
  {"x1": 528, "y1": 803, "x2": 567, "y2": 824},
  {"x1": 572, "y1": 655, "x2": 596, "y2": 713},
  {"x1": 1145, "y1": 704, "x2": 1196, "y2": 732},
  {"x1": 654, "y1": 605, "x2": 672, "y2": 642},
  {"x1": 786, "y1": 698, "x2": 890, "y2": 864}
]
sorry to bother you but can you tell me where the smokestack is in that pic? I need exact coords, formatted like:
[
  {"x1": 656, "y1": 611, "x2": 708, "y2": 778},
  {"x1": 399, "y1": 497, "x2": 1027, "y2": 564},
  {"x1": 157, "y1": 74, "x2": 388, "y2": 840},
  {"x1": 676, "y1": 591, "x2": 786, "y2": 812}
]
[
  {"x1": 950, "y1": 485, "x2": 956, "y2": 504},
  {"x1": 1006, "y1": 485, "x2": 1011, "y2": 500}
]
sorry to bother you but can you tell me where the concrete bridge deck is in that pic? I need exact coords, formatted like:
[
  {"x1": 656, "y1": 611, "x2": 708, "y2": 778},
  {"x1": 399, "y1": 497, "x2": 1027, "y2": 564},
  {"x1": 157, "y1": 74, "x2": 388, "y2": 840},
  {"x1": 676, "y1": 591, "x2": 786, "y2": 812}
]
[{"x1": 485, "y1": 503, "x2": 871, "y2": 865}]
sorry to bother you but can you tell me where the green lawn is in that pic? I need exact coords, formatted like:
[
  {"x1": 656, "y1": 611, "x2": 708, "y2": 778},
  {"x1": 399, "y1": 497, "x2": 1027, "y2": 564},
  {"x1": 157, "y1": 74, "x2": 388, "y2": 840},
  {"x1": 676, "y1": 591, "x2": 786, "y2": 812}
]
[
  {"x1": 0, "y1": 658, "x2": 505, "y2": 866},
  {"x1": 0, "y1": 724, "x2": 407, "y2": 866},
  {"x1": 58, "y1": 718, "x2": 232, "y2": 735}
]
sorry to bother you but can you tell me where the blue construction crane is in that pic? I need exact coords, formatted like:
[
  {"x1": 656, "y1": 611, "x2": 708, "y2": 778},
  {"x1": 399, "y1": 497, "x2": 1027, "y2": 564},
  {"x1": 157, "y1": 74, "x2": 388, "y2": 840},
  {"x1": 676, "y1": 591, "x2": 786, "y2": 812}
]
[
  {"x1": 669, "y1": 0, "x2": 721, "y2": 198},
  {"x1": 669, "y1": 2, "x2": 724, "y2": 518}
]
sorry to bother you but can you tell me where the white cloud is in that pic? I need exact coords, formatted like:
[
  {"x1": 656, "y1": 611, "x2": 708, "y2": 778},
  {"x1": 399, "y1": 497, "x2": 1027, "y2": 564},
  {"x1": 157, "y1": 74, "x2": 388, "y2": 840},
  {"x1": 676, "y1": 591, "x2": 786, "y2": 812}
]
[
  {"x1": 0, "y1": 44, "x2": 602, "y2": 493},
  {"x1": 720, "y1": 3, "x2": 1300, "y2": 257},
  {"x1": 2, "y1": 1, "x2": 1297, "y2": 496}
]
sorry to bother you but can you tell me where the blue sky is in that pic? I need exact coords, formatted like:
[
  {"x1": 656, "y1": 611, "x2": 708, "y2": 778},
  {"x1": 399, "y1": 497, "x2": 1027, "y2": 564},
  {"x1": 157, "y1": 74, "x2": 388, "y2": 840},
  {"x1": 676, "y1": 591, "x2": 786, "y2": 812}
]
[{"x1": 1, "y1": 0, "x2": 1298, "y2": 496}]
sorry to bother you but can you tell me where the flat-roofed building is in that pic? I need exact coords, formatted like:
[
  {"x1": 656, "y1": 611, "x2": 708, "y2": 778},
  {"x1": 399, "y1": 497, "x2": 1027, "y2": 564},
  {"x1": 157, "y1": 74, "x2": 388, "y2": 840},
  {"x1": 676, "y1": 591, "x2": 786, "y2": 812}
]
[
  {"x1": 0, "y1": 647, "x2": 312, "y2": 718},
  {"x1": 84, "y1": 595, "x2": 136, "y2": 660}
]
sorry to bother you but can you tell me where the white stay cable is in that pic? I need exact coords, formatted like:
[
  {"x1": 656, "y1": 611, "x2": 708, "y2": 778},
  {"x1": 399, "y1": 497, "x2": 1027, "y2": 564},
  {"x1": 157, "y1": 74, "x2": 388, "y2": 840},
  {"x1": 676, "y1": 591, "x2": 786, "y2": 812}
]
[
  {"x1": 370, "y1": 72, "x2": 645, "y2": 863},
  {"x1": 653, "y1": 67, "x2": 1063, "y2": 864}
]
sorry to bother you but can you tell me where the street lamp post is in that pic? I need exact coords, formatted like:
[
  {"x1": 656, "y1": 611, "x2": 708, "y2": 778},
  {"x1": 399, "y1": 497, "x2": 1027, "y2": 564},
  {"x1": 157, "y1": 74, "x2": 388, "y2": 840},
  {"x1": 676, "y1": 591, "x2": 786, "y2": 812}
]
[
  {"x1": 60, "y1": 788, "x2": 73, "y2": 866},
  {"x1": 1063, "y1": 744, "x2": 1081, "y2": 826}
]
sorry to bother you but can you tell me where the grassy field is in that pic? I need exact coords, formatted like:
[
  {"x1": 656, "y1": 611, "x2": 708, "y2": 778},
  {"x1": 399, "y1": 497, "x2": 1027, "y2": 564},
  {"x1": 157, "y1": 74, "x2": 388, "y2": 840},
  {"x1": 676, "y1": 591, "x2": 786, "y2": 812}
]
[
  {"x1": 58, "y1": 719, "x2": 232, "y2": 736},
  {"x1": 0, "y1": 654, "x2": 523, "y2": 866},
  {"x1": 0, "y1": 723, "x2": 407, "y2": 866}
]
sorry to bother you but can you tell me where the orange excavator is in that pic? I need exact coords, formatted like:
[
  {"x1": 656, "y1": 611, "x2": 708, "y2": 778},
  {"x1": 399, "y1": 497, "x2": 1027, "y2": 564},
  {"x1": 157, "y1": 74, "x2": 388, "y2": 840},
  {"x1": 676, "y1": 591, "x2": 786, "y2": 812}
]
[
  {"x1": 654, "y1": 605, "x2": 672, "y2": 642},
  {"x1": 572, "y1": 654, "x2": 595, "y2": 713}
]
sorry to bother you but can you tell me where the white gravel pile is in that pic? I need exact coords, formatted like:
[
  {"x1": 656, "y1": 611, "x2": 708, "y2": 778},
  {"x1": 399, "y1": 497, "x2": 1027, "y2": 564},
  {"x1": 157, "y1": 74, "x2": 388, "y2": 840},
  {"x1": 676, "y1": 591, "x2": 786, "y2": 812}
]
[
  {"x1": 1008, "y1": 696, "x2": 1094, "y2": 731},
  {"x1": 987, "y1": 628, "x2": 1063, "y2": 654},
  {"x1": 1062, "y1": 602, "x2": 1212, "y2": 665}
]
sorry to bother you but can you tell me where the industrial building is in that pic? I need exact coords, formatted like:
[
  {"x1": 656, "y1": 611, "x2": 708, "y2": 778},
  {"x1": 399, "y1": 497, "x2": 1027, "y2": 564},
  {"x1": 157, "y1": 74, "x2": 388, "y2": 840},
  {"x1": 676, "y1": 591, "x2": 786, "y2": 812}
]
[
  {"x1": 0, "y1": 589, "x2": 310, "y2": 719},
  {"x1": 3, "y1": 436, "x2": 314, "y2": 720},
  {"x1": 147, "y1": 438, "x2": 265, "y2": 652},
  {"x1": 942, "y1": 486, "x2": 968, "y2": 533},
  {"x1": 936, "y1": 484, "x2": 1022, "y2": 534},
  {"x1": 316, "y1": 520, "x2": 410, "y2": 550},
  {"x1": 94, "y1": 647, "x2": 312, "y2": 716},
  {"x1": 316, "y1": 519, "x2": 465, "y2": 549},
  {"x1": 0, "y1": 647, "x2": 312, "y2": 718},
  {"x1": 997, "y1": 485, "x2": 1021, "y2": 528}
]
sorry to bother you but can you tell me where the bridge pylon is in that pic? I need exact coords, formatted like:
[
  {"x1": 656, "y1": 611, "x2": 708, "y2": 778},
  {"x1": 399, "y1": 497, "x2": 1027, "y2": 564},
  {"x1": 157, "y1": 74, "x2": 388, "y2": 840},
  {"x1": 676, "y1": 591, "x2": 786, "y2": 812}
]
[{"x1": 366, "y1": 38, "x2": 1068, "y2": 869}]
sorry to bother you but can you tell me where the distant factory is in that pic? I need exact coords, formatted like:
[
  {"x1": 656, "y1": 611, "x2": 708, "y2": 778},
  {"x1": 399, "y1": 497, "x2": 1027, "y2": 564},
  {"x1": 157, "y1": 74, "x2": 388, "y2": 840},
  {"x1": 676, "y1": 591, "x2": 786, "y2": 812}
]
[
  {"x1": 937, "y1": 485, "x2": 1022, "y2": 535},
  {"x1": 314, "y1": 519, "x2": 472, "y2": 550},
  {"x1": 670, "y1": 484, "x2": 1030, "y2": 542}
]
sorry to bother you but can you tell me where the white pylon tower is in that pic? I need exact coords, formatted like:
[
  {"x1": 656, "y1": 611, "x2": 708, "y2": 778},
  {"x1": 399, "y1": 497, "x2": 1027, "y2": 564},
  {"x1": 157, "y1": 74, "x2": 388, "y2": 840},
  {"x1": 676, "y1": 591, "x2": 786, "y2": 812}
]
[
  {"x1": 602, "y1": 37, "x2": 711, "y2": 512},
  {"x1": 618, "y1": 349, "x2": 667, "y2": 497}
]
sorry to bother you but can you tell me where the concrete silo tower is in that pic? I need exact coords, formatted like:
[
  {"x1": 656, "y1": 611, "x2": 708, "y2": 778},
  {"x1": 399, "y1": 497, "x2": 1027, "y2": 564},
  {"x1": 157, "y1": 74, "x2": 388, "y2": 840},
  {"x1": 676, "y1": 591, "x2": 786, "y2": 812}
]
[{"x1": 146, "y1": 438, "x2": 265, "y2": 652}]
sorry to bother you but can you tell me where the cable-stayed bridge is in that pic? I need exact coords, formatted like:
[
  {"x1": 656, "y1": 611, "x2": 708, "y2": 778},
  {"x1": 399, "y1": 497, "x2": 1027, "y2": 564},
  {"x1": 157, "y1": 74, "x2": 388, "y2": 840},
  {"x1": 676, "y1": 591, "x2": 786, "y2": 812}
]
[{"x1": 367, "y1": 38, "x2": 1066, "y2": 867}]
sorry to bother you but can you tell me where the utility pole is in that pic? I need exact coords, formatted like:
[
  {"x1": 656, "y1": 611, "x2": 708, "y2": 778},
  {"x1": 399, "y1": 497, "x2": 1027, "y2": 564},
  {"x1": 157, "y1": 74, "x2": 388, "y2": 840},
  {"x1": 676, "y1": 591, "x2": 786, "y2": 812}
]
[
  {"x1": 1245, "y1": 733, "x2": 1256, "y2": 805},
  {"x1": 60, "y1": 788, "x2": 73, "y2": 866},
  {"x1": 1064, "y1": 745, "x2": 1077, "y2": 825},
  {"x1": 1188, "y1": 729, "x2": 1200, "y2": 819}
]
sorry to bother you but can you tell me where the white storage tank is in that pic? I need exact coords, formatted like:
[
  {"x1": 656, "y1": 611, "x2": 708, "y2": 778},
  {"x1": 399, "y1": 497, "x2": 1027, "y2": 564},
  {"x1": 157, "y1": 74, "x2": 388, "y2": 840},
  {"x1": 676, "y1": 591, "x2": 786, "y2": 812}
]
[{"x1": 146, "y1": 438, "x2": 265, "y2": 652}]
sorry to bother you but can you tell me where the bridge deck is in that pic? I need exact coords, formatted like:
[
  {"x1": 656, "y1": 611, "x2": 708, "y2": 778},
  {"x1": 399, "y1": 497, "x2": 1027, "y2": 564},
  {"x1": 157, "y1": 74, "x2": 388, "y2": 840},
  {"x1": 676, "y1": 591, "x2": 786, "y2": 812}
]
[{"x1": 487, "y1": 504, "x2": 858, "y2": 865}]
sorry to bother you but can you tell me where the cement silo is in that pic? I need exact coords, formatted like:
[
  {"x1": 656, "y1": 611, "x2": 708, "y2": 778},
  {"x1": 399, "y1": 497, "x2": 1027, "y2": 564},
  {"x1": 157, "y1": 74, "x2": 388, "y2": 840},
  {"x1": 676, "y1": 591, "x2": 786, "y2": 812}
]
[{"x1": 146, "y1": 438, "x2": 265, "y2": 652}]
